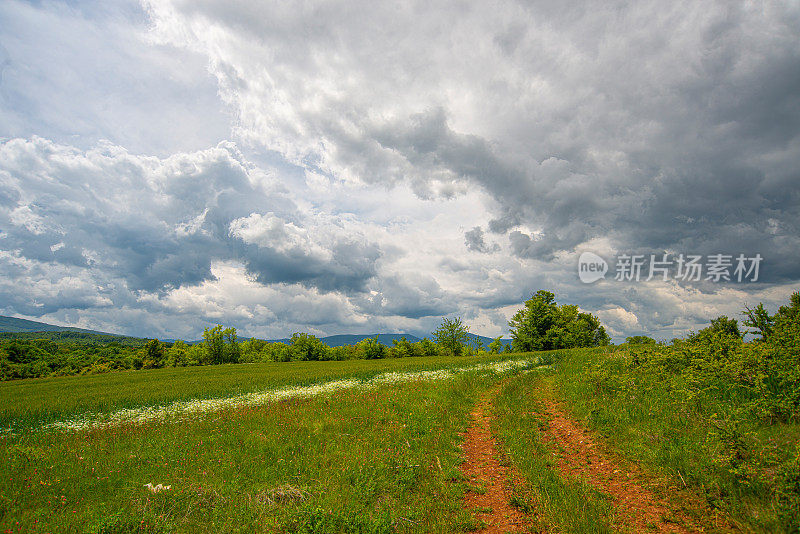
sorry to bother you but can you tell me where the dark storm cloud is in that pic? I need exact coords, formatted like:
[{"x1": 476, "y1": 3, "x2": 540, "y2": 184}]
[
  {"x1": 235, "y1": 239, "x2": 381, "y2": 293},
  {"x1": 353, "y1": 274, "x2": 452, "y2": 320},
  {"x1": 2, "y1": 0, "x2": 799, "y2": 340},
  {"x1": 159, "y1": 0, "x2": 800, "y2": 282}
]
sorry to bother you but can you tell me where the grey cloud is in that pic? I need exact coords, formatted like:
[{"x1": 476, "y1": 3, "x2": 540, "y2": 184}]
[
  {"x1": 353, "y1": 274, "x2": 451, "y2": 320},
  {"x1": 2, "y1": 0, "x2": 799, "y2": 342},
  {"x1": 235, "y1": 239, "x2": 381, "y2": 293},
  {"x1": 0, "y1": 137, "x2": 382, "y2": 297},
  {"x1": 464, "y1": 226, "x2": 499, "y2": 253},
  {"x1": 153, "y1": 0, "x2": 800, "y2": 277}
]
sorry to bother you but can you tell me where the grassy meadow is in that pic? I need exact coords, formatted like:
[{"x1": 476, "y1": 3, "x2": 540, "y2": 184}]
[
  {"x1": 1, "y1": 354, "x2": 538, "y2": 533},
  {"x1": 489, "y1": 347, "x2": 800, "y2": 533},
  {"x1": 1, "y1": 352, "x2": 532, "y2": 429},
  {"x1": 3, "y1": 344, "x2": 800, "y2": 532}
]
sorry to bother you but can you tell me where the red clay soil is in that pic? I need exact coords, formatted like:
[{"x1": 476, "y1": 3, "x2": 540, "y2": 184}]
[
  {"x1": 461, "y1": 388, "x2": 531, "y2": 534},
  {"x1": 540, "y1": 397, "x2": 715, "y2": 533}
]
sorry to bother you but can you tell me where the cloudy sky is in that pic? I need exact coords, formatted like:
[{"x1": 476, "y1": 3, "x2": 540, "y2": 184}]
[{"x1": 1, "y1": 0, "x2": 798, "y2": 342}]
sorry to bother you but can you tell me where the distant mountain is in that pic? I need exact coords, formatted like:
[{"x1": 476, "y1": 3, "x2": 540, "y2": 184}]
[
  {"x1": 264, "y1": 332, "x2": 513, "y2": 349},
  {"x1": 466, "y1": 333, "x2": 513, "y2": 349},
  {"x1": 265, "y1": 333, "x2": 423, "y2": 347},
  {"x1": 0, "y1": 315, "x2": 151, "y2": 346},
  {"x1": 0, "y1": 315, "x2": 108, "y2": 335},
  {"x1": 0, "y1": 315, "x2": 514, "y2": 350}
]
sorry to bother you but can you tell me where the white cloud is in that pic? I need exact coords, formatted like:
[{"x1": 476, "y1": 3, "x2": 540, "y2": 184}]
[{"x1": 0, "y1": 0, "x2": 798, "y2": 341}]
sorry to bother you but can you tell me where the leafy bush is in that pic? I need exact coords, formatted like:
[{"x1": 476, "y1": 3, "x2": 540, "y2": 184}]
[
  {"x1": 625, "y1": 335, "x2": 657, "y2": 345},
  {"x1": 509, "y1": 290, "x2": 610, "y2": 352},
  {"x1": 359, "y1": 336, "x2": 386, "y2": 360},
  {"x1": 289, "y1": 333, "x2": 329, "y2": 361}
]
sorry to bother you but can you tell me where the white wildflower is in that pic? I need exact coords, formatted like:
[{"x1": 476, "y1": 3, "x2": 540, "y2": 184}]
[
  {"x1": 38, "y1": 357, "x2": 536, "y2": 433},
  {"x1": 144, "y1": 483, "x2": 171, "y2": 493}
]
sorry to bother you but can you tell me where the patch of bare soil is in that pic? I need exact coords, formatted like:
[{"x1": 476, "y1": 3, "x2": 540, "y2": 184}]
[
  {"x1": 461, "y1": 388, "x2": 532, "y2": 533},
  {"x1": 540, "y1": 397, "x2": 723, "y2": 533}
]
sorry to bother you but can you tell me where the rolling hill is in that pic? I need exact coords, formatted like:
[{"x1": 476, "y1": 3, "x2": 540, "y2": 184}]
[
  {"x1": 0, "y1": 315, "x2": 513, "y2": 349},
  {"x1": 0, "y1": 315, "x2": 108, "y2": 335}
]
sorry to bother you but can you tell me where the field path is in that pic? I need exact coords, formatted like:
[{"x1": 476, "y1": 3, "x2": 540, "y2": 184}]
[
  {"x1": 540, "y1": 397, "x2": 706, "y2": 533},
  {"x1": 461, "y1": 385, "x2": 532, "y2": 533}
]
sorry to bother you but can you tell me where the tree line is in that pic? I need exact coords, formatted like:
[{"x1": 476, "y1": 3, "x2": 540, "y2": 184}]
[{"x1": 0, "y1": 290, "x2": 618, "y2": 380}]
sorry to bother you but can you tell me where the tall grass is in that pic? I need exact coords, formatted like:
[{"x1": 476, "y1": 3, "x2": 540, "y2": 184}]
[
  {"x1": 1, "y1": 372, "x2": 502, "y2": 533},
  {"x1": 553, "y1": 347, "x2": 800, "y2": 532},
  {"x1": 2, "y1": 352, "x2": 533, "y2": 428}
]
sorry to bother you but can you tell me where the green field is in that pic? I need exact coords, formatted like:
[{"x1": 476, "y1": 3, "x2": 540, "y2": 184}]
[
  {"x1": 2, "y1": 354, "x2": 533, "y2": 533},
  {"x1": 3, "y1": 347, "x2": 799, "y2": 533},
  {"x1": 0, "y1": 352, "x2": 534, "y2": 428}
]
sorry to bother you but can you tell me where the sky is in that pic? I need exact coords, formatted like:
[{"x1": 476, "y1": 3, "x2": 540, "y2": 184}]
[{"x1": 0, "y1": 0, "x2": 798, "y2": 342}]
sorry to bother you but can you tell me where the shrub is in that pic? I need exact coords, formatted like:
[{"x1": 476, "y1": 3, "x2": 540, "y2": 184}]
[
  {"x1": 359, "y1": 336, "x2": 386, "y2": 360},
  {"x1": 289, "y1": 333, "x2": 329, "y2": 361}
]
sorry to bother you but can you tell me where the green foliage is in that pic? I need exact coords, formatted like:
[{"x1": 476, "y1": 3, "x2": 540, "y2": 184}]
[
  {"x1": 142, "y1": 339, "x2": 165, "y2": 369},
  {"x1": 744, "y1": 302, "x2": 775, "y2": 341},
  {"x1": 777, "y1": 444, "x2": 800, "y2": 528},
  {"x1": 390, "y1": 337, "x2": 413, "y2": 358},
  {"x1": 432, "y1": 317, "x2": 470, "y2": 356},
  {"x1": 359, "y1": 336, "x2": 386, "y2": 360},
  {"x1": 164, "y1": 340, "x2": 189, "y2": 367},
  {"x1": 289, "y1": 333, "x2": 328, "y2": 361},
  {"x1": 624, "y1": 335, "x2": 656, "y2": 345},
  {"x1": 416, "y1": 338, "x2": 440, "y2": 358},
  {"x1": 0, "y1": 337, "x2": 141, "y2": 380},
  {"x1": 550, "y1": 291, "x2": 800, "y2": 530},
  {"x1": 557, "y1": 340, "x2": 800, "y2": 531},
  {"x1": 1, "y1": 319, "x2": 521, "y2": 381},
  {"x1": 202, "y1": 325, "x2": 225, "y2": 365},
  {"x1": 222, "y1": 327, "x2": 240, "y2": 364},
  {"x1": 201, "y1": 325, "x2": 240, "y2": 364},
  {"x1": 744, "y1": 291, "x2": 800, "y2": 344},
  {"x1": 0, "y1": 330, "x2": 148, "y2": 347},
  {"x1": 488, "y1": 336, "x2": 503, "y2": 354},
  {"x1": 509, "y1": 290, "x2": 610, "y2": 352},
  {"x1": 688, "y1": 315, "x2": 743, "y2": 346}
]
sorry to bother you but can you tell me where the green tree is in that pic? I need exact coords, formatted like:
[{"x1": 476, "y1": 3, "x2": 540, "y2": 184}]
[
  {"x1": 391, "y1": 337, "x2": 413, "y2": 358},
  {"x1": 744, "y1": 291, "x2": 799, "y2": 347},
  {"x1": 509, "y1": 290, "x2": 610, "y2": 352},
  {"x1": 360, "y1": 336, "x2": 386, "y2": 359},
  {"x1": 433, "y1": 317, "x2": 470, "y2": 356},
  {"x1": 689, "y1": 316, "x2": 743, "y2": 345},
  {"x1": 743, "y1": 302, "x2": 775, "y2": 341},
  {"x1": 165, "y1": 340, "x2": 189, "y2": 367},
  {"x1": 488, "y1": 336, "x2": 503, "y2": 354},
  {"x1": 222, "y1": 327, "x2": 240, "y2": 364},
  {"x1": 142, "y1": 339, "x2": 164, "y2": 368},
  {"x1": 289, "y1": 333, "x2": 328, "y2": 361},
  {"x1": 625, "y1": 335, "x2": 657, "y2": 345},
  {"x1": 203, "y1": 325, "x2": 225, "y2": 364},
  {"x1": 416, "y1": 338, "x2": 440, "y2": 357}
]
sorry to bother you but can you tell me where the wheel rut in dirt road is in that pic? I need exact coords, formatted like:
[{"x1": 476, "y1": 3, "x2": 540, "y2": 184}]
[
  {"x1": 460, "y1": 380, "x2": 724, "y2": 533},
  {"x1": 540, "y1": 397, "x2": 715, "y2": 533},
  {"x1": 460, "y1": 386, "x2": 532, "y2": 534}
]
